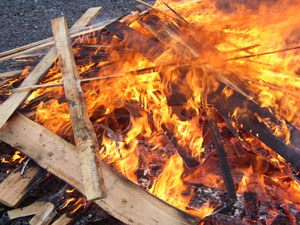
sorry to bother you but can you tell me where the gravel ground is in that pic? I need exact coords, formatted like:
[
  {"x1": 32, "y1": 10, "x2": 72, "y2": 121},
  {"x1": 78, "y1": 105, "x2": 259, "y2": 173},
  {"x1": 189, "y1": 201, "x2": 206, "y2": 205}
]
[{"x1": 0, "y1": 0, "x2": 154, "y2": 72}]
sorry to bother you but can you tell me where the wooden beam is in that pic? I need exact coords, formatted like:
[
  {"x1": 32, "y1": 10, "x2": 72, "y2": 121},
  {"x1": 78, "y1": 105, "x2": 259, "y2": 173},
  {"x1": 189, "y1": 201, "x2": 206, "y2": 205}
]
[
  {"x1": 29, "y1": 201, "x2": 56, "y2": 225},
  {"x1": 0, "y1": 113, "x2": 200, "y2": 225},
  {"x1": 0, "y1": 164, "x2": 44, "y2": 207},
  {"x1": 0, "y1": 7, "x2": 104, "y2": 130},
  {"x1": 207, "y1": 109, "x2": 237, "y2": 200},
  {"x1": 7, "y1": 201, "x2": 47, "y2": 220},
  {"x1": 51, "y1": 17, "x2": 106, "y2": 201}
]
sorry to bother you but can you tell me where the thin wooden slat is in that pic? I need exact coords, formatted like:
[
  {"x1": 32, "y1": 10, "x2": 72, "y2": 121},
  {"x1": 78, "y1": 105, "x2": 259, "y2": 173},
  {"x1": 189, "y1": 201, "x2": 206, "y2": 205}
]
[
  {"x1": 0, "y1": 7, "x2": 104, "y2": 130},
  {"x1": 0, "y1": 70, "x2": 23, "y2": 79},
  {"x1": 29, "y1": 201, "x2": 56, "y2": 225},
  {"x1": 0, "y1": 7, "x2": 103, "y2": 62},
  {"x1": 0, "y1": 113, "x2": 200, "y2": 225},
  {"x1": 7, "y1": 201, "x2": 47, "y2": 220},
  {"x1": 0, "y1": 18, "x2": 115, "y2": 62},
  {"x1": 51, "y1": 16, "x2": 106, "y2": 201},
  {"x1": 207, "y1": 109, "x2": 237, "y2": 200}
]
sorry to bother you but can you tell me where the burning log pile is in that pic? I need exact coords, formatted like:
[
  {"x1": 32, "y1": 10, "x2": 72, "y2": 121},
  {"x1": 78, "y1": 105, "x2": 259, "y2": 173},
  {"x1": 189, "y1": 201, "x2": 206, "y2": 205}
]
[{"x1": 0, "y1": 0, "x2": 300, "y2": 224}]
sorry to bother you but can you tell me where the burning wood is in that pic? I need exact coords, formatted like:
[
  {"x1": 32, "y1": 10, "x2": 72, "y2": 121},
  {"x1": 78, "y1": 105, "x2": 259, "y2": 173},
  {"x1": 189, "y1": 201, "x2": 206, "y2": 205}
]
[
  {"x1": 0, "y1": 0, "x2": 300, "y2": 224},
  {"x1": 52, "y1": 16, "x2": 106, "y2": 200}
]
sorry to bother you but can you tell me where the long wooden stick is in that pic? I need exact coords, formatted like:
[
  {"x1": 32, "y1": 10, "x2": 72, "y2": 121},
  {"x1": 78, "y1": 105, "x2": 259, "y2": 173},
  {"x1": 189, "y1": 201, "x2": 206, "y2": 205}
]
[
  {"x1": 0, "y1": 7, "x2": 103, "y2": 60},
  {"x1": 207, "y1": 109, "x2": 237, "y2": 200},
  {"x1": 52, "y1": 17, "x2": 106, "y2": 201},
  {"x1": 0, "y1": 70, "x2": 23, "y2": 79},
  {"x1": 0, "y1": 17, "x2": 118, "y2": 63},
  {"x1": 136, "y1": 0, "x2": 154, "y2": 8},
  {"x1": 0, "y1": 113, "x2": 200, "y2": 225},
  {"x1": 10, "y1": 69, "x2": 155, "y2": 93},
  {"x1": 0, "y1": 7, "x2": 103, "y2": 130}
]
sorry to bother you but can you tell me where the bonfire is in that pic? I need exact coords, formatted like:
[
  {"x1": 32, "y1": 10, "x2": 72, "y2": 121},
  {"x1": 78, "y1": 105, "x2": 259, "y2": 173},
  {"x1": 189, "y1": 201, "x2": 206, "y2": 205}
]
[{"x1": 0, "y1": 0, "x2": 300, "y2": 224}]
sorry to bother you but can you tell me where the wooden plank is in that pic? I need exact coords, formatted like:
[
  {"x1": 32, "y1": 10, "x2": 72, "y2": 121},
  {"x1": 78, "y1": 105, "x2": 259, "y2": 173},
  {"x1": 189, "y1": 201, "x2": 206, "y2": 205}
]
[
  {"x1": 29, "y1": 201, "x2": 56, "y2": 225},
  {"x1": 0, "y1": 7, "x2": 104, "y2": 130},
  {"x1": 207, "y1": 109, "x2": 237, "y2": 200},
  {"x1": 0, "y1": 164, "x2": 43, "y2": 207},
  {"x1": 7, "y1": 201, "x2": 47, "y2": 220},
  {"x1": 51, "y1": 17, "x2": 106, "y2": 201},
  {"x1": 51, "y1": 213, "x2": 73, "y2": 225},
  {"x1": 0, "y1": 113, "x2": 200, "y2": 225}
]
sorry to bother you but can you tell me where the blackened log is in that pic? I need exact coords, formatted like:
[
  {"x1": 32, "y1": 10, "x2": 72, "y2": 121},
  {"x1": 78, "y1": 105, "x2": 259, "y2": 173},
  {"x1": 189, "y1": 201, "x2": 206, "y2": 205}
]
[
  {"x1": 161, "y1": 123, "x2": 200, "y2": 167},
  {"x1": 202, "y1": 213, "x2": 245, "y2": 225},
  {"x1": 207, "y1": 82, "x2": 300, "y2": 171},
  {"x1": 243, "y1": 192, "x2": 259, "y2": 221},
  {"x1": 207, "y1": 110, "x2": 237, "y2": 200},
  {"x1": 105, "y1": 21, "x2": 166, "y2": 62}
]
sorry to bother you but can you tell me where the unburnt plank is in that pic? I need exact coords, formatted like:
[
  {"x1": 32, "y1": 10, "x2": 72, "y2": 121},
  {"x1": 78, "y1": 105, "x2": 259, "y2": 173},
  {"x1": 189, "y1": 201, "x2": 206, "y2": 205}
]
[
  {"x1": 0, "y1": 113, "x2": 200, "y2": 225},
  {"x1": 0, "y1": 7, "x2": 103, "y2": 130},
  {"x1": 7, "y1": 201, "x2": 47, "y2": 220},
  {"x1": 51, "y1": 16, "x2": 105, "y2": 201},
  {"x1": 29, "y1": 201, "x2": 56, "y2": 225},
  {"x1": 0, "y1": 164, "x2": 44, "y2": 207}
]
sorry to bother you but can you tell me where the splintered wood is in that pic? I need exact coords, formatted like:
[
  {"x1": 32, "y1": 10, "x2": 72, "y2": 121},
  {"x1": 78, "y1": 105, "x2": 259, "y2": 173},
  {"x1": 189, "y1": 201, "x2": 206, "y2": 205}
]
[{"x1": 51, "y1": 17, "x2": 106, "y2": 201}]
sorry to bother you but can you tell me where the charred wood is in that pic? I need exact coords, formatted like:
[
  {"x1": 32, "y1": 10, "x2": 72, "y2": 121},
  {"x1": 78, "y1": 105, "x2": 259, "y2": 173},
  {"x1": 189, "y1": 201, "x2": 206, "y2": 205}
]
[
  {"x1": 161, "y1": 123, "x2": 200, "y2": 167},
  {"x1": 202, "y1": 213, "x2": 245, "y2": 225},
  {"x1": 187, "y1": 184, "x2": 229, "y2": 211},
  {"x1": 243, "y1": 192, "x2": 259, "y2": 221},
  {"x1": 207, "y1": 109, "x2": 237, "y2": 200},
  {"x1": 207, "y1": 82, "x2": 300, "y2": 171},
  {"x1": 270, "y1": 215, "x2": 292, "y2": 225}
]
